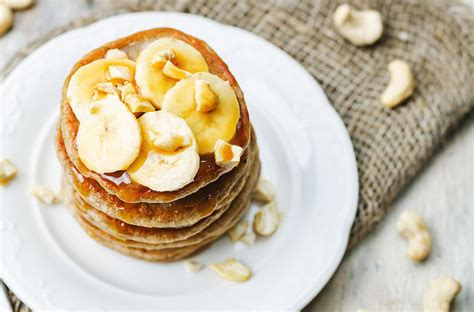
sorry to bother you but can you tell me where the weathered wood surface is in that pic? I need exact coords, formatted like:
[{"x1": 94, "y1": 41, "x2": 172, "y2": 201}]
[{"x1": 1, "y1": 1, "x2": 472, "y2": 311}]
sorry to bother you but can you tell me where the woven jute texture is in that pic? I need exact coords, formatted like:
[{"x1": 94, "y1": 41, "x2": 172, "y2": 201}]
[{"x1": 5, "y1": 0, "x2": 473, "y2": 310}]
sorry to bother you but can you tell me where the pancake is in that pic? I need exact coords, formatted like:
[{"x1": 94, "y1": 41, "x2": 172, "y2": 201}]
[
  {"x1": 56, "y1": 127, "x2": 257, "y2": 228},
  {"x1": 69, "y1": 150, "x2": 259, "y2": 251},
  {"x1": 60, "y1": 28, "x2": 251, "y2": 204},
  {"x1": 56, "y1": 27, "x2": 261, "y2": 262},
  {"x1": 63, "y1": 147, "x2": 257, "y2": 244},
  {"x1": 70, "y1": 157, "x2": 260, "y2": 261}
]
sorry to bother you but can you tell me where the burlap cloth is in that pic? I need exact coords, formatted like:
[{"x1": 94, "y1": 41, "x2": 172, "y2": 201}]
[{"x1": 4, "y1": 0, "x2": 473, "y2": 310}]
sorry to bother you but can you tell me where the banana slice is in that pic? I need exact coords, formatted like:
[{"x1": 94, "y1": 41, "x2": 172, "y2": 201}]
[
  {"x1": 67, "y1": 58, "x2": 136, "y2": 121},
  {"x1": 77, "y1": 98, "x2": 141, "y2": 174},
  {"x1": 127, "y1": 111, "x2": 200, "y2": 192},
  {"x1": 161, "y1": 72, "x2": 240, "y2": 154},
  {"x1": 135, "y1": 37, "x2": 208, "y2": 108},
  {"x1": 162, "y1": 60, "x2": 191, "y2": 80},
  {"x1": 105, "y1": 48, "x2": 128, "y2": 60}
]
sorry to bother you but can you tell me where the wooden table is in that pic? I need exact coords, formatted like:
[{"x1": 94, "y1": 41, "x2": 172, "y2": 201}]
[
  {"x1": 306, "y1": 116, "x2": 473, "y2": 311},
  {"x1": 1, "y1": 1, "x2": 472, "y2": 310}
]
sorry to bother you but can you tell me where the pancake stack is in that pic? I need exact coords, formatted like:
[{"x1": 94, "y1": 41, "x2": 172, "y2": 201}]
[{"x1": 56, "y1": 28, "x2": 260, "y2": 262}]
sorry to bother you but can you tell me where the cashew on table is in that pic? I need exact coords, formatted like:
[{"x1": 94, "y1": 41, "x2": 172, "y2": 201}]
[
  {"x1": 0, "y1": 4, "x2": 13, "y2": 36},
  {"x1": 0, "y1": 0, "x2": 36, "y2": 37},
  {"x1": 423, "y1": 277, "x2": 461, "y2": 312},
  {"x1": 397, "y1": 210, "x2": 432, "y2": 262}
]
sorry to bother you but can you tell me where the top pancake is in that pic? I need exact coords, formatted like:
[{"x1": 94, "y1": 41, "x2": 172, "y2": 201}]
[{"x1": 60, "y1": 28, "x2": 251, "y2": 203}]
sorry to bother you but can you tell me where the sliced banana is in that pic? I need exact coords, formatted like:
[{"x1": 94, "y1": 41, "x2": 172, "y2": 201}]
[
  {"x1": 135, "y1": 37, "x2": 208, "y2": 108},
  {"x1": 67, "y1": 58, "x2": 136, "y2": 121},
  {"x1": 161, "y1": 72, "x2": 240, "y2": 154},
  {"x1": 127, "y1": 111, "x2": 200, "y2": 192},
  {"x1": 77, "y1": 98, "x2": 142, "y2": 174}
]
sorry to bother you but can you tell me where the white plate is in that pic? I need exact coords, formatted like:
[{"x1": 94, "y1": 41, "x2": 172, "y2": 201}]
[{"x1": 0, "y1": 12, "x2": 358, "y2": 310}]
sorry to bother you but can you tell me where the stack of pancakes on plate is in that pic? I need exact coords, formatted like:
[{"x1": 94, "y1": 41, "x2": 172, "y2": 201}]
[{"x1": 55, "y1": 28, "x2": 260, "y2": 262}]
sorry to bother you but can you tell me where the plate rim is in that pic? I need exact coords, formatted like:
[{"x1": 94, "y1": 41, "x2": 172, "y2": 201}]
[{"x1": 1, "y1": 11, "x2": 359, "y2": 310}]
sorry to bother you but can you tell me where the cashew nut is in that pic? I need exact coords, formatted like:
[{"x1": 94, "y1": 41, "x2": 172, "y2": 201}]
[
  {"x1": 92, "y1": 82, "x2": 118, "y2": 101},
  {"x1": 214, "y1": 139, "x2": 243, "y2": 169},
  {"x1": 184, "y1": 260, "x2": 203, "y2": 273},
  {"x1": 195, "y1": 80, "x2": 219, "y2": 113},
  {"x1": 117, "y1": 82, "x2": 138, "y2": 102},
  {"x1": 152, "y1": 49, "x2": 176, "y2": 67},
  {"x1": 1, "y1": 0, "x2": 35, "y2": 11},
  {"x1": 94, "y1": 82, "x2": 117, "y2": 94},
  {"x1": 381, "y1": 60, "x2": 415, "y2": 108},
  {"x1": 253, "y1": 177, "x2": 275, "y2": 203},
  {"x1": 152, "y1": 129, "x2": 191, "y2": 153},
  {"x1": 240, "y1": 232, "x2": 256, "y2": 247},
  {"x1": 396, "y1": 210, "x2": 431, "y2": 262},
  {"x1": 124, "y1": 94, "x2": 155, "y2": 114},
  {"x1": 30, "y1": 185, "x2": 61, "y2": 205},
  {"x1": 210, "y1": 258, "x2": 251, "y2": 282},
  {"x1": 333, "y1": 4, "x2": 383, "y2": 46},
  {"x1": 0, "y1": 157, "x2": 17, "y2": 185},
  {"x1": 162, "y1": 60, "x2": 191, "y2": 80},
  {"x1": 106, "y1": 65, "x2": 133, "y2": 83},
  {"x1": 0, "y1": 4, "x2": 13, "y2": 36},
  {"x1": 227, "y1": 219, "x2": 248, "y2": 242},
  {"x1": 253, "y1": 201, "x2": 280, "y2": 236},
  {"x1": 423, "y1": 277, "x2": 461, "y2": 312}
]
